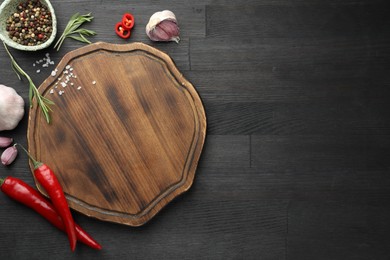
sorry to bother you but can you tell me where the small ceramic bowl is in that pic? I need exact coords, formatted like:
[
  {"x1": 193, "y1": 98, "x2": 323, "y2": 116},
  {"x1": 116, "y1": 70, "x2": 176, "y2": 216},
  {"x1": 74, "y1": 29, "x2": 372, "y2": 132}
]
[{"x1": 0, "y1": 0, "x2": 57, "y2": 51}]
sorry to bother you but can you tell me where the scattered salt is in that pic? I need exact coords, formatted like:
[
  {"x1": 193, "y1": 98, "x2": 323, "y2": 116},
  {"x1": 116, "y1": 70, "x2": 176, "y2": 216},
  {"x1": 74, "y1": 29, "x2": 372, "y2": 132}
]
[
  {"x1": 48, "y1": 64, "x2": 84, "y2": 96},
  {"x1": 36, "y1": 69, "x2": 40, "y2": 73},
  {"x1": 92, "y1": 81, "x2": 96, "y2": 85},
  {"x1": 33, "y1": 53, "x2": 55, "y2": 71}
]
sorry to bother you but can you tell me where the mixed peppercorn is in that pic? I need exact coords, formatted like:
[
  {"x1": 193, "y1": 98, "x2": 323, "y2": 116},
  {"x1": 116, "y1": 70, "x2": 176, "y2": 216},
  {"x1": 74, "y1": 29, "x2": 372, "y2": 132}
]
[{"x1": 6, "y1": 0, "x2": 53, "y2": 46}]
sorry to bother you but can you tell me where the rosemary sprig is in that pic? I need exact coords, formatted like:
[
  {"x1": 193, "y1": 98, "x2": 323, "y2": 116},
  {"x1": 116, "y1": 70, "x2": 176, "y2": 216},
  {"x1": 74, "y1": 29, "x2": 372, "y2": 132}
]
[
  {"x1": 54, "y1": 13, "x2": 96, "y2": 51},
  {"x1": 3, "y1": 42, "x2": 54, "y2": 124}
]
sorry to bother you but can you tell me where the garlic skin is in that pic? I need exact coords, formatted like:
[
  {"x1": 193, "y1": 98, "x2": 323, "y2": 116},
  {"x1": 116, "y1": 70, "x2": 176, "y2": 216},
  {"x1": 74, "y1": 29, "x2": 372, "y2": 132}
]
[
  {"x1": 0, "y1": 84, "x2": 25, "y2": 131},
  {"x1": 1, "y1": 145, "x2": 18, "y2": 166},
  {"x1": 0, "y1": 137, "x2": 13, "y2": 148},
  {"x1": 146, "y1": 10, "x2": 180, "y2": 43}
]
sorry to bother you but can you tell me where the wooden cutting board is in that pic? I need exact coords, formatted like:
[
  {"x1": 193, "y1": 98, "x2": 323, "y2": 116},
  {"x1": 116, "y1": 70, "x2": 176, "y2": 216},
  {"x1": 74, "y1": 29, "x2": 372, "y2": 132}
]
[{"x1": 27, "y1": 42, "x2": 206, "y2": 226}]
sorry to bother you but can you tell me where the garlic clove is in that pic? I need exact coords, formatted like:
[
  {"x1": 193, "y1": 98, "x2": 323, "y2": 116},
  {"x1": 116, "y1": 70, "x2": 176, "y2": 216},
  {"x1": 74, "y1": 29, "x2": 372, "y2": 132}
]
[
  {"x1": 0, "y1": 84, "x2": 25, "y2": 131},
  {"x1": 0, "y1": 137, "x2": 13, "y2": 148},
  {"x1": 156, "y1": 20, "x2": 180, "y2": 41},
  {"x1": 1, "y1": 145, "x2": 18, "y2": 166},
  {"x1": 146, "y1": 10, "x2": 180, "y2": 43}
]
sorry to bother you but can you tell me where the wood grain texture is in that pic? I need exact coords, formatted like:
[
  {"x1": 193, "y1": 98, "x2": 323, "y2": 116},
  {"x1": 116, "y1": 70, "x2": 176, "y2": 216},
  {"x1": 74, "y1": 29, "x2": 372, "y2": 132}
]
[{"x1": 27, "y1": 42, "x2": 206, "y2": 226}]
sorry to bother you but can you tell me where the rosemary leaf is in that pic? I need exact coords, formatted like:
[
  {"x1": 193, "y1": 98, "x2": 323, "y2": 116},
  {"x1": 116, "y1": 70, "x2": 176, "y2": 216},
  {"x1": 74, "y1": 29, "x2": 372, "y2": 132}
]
[
  {"x1": 3, "y1": 42, "x2": 54, "y2": 124},
  {"x1": 68, "y1": 35, "x2": 91, "y2": 44},
  {"x1": 79, "y1": 34, "x2": 91, "y2": 43},
  {"x1": 73, "y1": 29, "x2": 97, "y2": 36},
  {"x1": 54, "y1": 13, "x2": 96, "y2": 51}
]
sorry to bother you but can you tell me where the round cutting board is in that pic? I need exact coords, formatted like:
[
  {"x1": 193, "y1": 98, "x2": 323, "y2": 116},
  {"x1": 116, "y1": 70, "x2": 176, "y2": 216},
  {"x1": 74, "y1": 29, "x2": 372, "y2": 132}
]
[{"x1": 27, "y1": 42, "x2": 206, "y2": 226}]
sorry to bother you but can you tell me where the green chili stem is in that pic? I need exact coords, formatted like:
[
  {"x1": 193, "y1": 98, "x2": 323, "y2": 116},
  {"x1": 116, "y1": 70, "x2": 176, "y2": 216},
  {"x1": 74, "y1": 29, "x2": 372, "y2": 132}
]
[{"x1": 15, "y1": 143, "x2": 42, "y2": 169}]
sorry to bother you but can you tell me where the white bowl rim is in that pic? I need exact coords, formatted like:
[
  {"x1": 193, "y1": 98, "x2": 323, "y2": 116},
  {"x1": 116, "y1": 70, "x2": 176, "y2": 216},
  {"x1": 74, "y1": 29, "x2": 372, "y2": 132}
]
[{"x1": 0, "y1": 0, "x2": 57, "y2": 51}]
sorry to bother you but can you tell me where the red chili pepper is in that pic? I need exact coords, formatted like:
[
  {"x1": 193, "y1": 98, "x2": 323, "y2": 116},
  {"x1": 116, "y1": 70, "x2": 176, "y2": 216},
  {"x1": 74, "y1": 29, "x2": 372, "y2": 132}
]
[
  {"x1": 115, "y1": 22, "x2": 131, "y2": 39},
  {"x1": 0, "y1": 176, "x2": 102, "y2": 250},
  {"x1": 17, "y1": 144, "x2": 77, "y2": 251},
  {"x1": 34, "y1": 164, "x2": 77, "y2": 250},
  {"x1": 122, "y1": 13, "x2": 135, "y2": 30}
]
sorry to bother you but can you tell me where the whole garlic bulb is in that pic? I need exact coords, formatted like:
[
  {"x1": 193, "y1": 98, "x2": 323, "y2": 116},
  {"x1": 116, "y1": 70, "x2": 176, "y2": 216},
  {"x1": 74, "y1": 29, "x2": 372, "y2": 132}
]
[
  {"x1": 146, "y1": 10, "x2": 180, "y2": 43},
  {"x1": 0, "y1": 84, "x2": 25, "y2": 131}
]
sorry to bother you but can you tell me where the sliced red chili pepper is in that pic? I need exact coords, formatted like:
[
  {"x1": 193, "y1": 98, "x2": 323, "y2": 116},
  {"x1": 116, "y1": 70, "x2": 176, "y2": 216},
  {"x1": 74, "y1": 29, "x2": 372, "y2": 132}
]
[
  {"x1": 0, "y1": 176, "x2": 102, "y2": 250},
  {"x1": 17, "y1": 144, "x2": 77, "y2": 251},
  {"x1": 122, "y1": 13, "x2": 135, "y2": 30},
  {"x1": 115, "y1": 22, "x2": 131, "y2": 39}
]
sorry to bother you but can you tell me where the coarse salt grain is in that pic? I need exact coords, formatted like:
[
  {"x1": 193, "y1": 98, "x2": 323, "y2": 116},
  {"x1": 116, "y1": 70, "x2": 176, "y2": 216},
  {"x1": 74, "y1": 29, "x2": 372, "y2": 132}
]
[
  {"x1": 36, "y1": 69, "x2": 40, "y2": 73},
  {"x1": 51, "y1": 70, "x2": 57, "y2": 77},
  {"x1": 92, "y1": 81, "x2": 96, "y2": 85},
  {"x1": 33, "y1": 53, "x2": 55, "y2": 70},
  {"x1": 50, "y1": 89, "x2": 54, "y2": 94},
  {"x1": 77, "y1": 86, "x2": 82, "y2": 90}
]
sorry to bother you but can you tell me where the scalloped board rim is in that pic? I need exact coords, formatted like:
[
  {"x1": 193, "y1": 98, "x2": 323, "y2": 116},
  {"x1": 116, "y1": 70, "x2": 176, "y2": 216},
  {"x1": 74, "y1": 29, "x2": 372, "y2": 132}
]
[{"x1": 27, "y1": 42, "x2": 207, "y2": 226}]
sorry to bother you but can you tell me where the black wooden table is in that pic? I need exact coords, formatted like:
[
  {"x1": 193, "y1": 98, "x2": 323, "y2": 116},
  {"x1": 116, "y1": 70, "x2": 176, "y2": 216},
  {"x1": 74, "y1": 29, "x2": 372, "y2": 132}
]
[{"x1": 1, "y1": 0, "x2": 389, "y2": 259}]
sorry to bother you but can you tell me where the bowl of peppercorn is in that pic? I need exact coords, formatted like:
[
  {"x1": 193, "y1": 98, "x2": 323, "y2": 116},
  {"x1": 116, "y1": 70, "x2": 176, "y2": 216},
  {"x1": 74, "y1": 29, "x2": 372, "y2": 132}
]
[{"x1": 0, "y1": 0, "x2": 56, "y2": 51}]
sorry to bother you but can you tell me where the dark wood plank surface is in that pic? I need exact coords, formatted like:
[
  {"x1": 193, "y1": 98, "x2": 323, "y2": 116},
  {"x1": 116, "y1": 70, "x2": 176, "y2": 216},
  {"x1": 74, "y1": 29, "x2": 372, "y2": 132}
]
[{"x1": 0, "y1": 0, "x2": 389, "y2": 259}]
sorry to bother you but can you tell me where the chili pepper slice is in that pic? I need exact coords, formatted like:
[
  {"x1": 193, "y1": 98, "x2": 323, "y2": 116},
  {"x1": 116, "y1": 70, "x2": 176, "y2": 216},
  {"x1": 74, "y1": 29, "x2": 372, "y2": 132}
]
[
  {"x1": 17, "y1": 144, "x2": 77, "y2": 251},
  {"x1": 0, "y1": 176, "x2": 102, "y2": 250},
  {"x1": 115, "y1": 22, "x2": 131, "y2": 39},
  {"x1": 122, "y1": 13, "x2": 135, "y2": 30}
]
